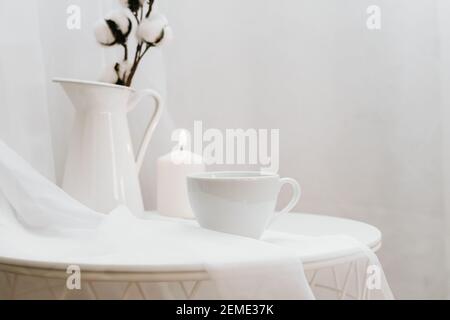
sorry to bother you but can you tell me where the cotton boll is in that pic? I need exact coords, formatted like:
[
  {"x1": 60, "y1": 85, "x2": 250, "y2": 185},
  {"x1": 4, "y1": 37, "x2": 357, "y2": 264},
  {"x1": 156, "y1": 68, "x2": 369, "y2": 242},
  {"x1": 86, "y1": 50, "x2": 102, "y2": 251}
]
[
  {"x1": 99, "y1": 61, "x2": 131, "y2": 85},
  {"x1": 99, "y1": 64, "x2": 119, "y2": 84},
  {"x1": 95, "y1": 11, "x2": 132, "y2": 46},
  {"x1": 94, "y1": 20, "x2": 115, "y2": 46},
  {"x1": 94, "y1": 11, "x2": 133, "y2": 46},
  {"x1": 138, "y1": 14, "x2": 168, "y2": 44},
  {"x1": 118, "y1": 60, "x2": 131, "y2": 80},
  {"x1": 152, "y1": 12, "x2": 169, "y2": 25},
  {"x1": 156, "y1": 26, "x2": 173, "y2": 47},
  {"x1": 106, "y1": 10, "x2": 132, "y2": 36},
  {"x1": 118, "y1": 0, "x2": 128, "y2": 8}
]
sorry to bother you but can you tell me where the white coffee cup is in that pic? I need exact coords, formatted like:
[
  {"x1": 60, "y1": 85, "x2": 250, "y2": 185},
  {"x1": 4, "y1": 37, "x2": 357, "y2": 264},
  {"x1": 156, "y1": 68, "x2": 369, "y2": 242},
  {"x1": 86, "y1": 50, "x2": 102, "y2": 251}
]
[{"x1": 187, "y1": 171, "x2": 301, "y2": 239}]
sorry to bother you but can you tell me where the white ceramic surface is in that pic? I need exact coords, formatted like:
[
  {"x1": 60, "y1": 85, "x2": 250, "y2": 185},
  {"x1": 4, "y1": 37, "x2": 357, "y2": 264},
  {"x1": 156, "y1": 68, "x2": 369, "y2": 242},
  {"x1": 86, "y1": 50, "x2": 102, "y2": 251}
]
[
  {"x1": 53, "y1": 78, "x2": 163, "y2": 215},
  {"x1": 187, "y1": 171, "x2": 301, "y2": 238}
]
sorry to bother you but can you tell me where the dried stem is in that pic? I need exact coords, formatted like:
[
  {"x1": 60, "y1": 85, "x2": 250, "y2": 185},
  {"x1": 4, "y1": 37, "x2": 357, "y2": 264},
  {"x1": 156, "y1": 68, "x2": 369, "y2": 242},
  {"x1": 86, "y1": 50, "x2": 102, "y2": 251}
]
[
  {"x1": 123, "y1": 0, "x2": 156, "y2": 87},
  {"x1": 125, "y1": 43, "x2": 153, "y2": 86},
  {"x1": 122, "y1": 43, "x2": 128, "y2": 61},
  {"x1": 146, "y1": 0, "x2": 154, "y2": 18},
  {"x1": 132, "y1": 12, "x2": 139, "y2": 24}
]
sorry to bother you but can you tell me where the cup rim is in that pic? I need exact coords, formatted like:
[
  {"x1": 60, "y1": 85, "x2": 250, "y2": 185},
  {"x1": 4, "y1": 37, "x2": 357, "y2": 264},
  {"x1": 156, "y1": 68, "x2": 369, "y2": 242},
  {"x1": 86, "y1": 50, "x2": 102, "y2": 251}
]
[{"x1": 187, "y1": 171, "x2": 279, "y2": 180}]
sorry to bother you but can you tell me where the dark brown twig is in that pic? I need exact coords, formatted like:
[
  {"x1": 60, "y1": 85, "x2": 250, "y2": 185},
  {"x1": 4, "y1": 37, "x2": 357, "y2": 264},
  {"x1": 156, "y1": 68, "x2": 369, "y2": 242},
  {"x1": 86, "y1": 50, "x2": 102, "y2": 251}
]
[
  {"x1": 132, "y1": 12, "x2": 140, "y2": 24},
  {"x1": 123, "y1": 0, "x2": 157, "y2": 86},
  {"x1": 146, "y1": 0, "x2": 155, "y2": 18},
  {"x1": 122, "y1": 43, "x2": 128, "y2": 61}
]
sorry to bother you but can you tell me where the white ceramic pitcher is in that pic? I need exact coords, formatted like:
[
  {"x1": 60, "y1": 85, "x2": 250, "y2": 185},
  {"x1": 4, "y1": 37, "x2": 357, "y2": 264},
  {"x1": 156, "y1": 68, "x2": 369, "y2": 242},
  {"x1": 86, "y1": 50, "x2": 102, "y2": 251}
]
[{"x1": 54, "y1": 78, "x2": 163, "y2": 215}]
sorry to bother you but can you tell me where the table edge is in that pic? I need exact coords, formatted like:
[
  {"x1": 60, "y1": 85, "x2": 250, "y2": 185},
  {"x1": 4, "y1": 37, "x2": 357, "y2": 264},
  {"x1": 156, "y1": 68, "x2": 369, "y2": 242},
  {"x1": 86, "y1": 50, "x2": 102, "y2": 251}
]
[{"x1": 0, "y1": 212, "x2": 382, "y2": 275}]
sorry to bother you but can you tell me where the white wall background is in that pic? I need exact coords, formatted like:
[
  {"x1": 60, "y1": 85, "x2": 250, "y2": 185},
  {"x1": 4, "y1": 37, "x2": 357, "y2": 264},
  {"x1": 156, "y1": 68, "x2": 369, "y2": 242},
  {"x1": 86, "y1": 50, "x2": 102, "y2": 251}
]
[
  {"x1": 163, "y1": 0, "x2": 447, "y2": 298},
  {"x1": 0, "y1": 0, "x2": 448, "y2": 299},
  {"x1": 437, "y1": 0, "x2": 450, "y2": 299}
]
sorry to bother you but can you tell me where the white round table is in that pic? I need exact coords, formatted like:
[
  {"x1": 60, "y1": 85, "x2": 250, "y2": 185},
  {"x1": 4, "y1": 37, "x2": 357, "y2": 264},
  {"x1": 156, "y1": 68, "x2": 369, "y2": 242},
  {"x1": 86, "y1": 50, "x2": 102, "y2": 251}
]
[{"x1": 0, "y1": 212, "x2": 382, "y2": 300}]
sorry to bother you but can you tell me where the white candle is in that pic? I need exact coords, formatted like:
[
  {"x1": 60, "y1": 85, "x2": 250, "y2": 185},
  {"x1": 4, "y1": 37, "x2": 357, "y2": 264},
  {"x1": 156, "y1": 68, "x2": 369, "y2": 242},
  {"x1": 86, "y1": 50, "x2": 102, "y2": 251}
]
[{"x1": 157, "y1": 132, "x2": 205, "y2": 218}]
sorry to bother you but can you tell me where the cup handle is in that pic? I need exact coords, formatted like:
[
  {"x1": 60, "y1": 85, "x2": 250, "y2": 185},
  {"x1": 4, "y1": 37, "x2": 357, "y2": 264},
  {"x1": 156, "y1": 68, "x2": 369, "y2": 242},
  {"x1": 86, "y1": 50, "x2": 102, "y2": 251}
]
[
  {"x1": 267, "y1": 178, "x2": 301, "y2": 228},
  {"x1": 127, "y1": 89, "x2": 163, "y2": 173}
]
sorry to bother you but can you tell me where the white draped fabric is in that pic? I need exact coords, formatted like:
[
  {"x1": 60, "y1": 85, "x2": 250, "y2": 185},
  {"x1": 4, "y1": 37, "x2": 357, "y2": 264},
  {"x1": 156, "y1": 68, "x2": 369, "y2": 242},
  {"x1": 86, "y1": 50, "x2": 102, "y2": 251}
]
[
  {"x1": 0, "y1": 139, "x2": 393, "y2": 299},
  {"x1": 0, "y1": 0, "x2": 448, "y2": 298}
]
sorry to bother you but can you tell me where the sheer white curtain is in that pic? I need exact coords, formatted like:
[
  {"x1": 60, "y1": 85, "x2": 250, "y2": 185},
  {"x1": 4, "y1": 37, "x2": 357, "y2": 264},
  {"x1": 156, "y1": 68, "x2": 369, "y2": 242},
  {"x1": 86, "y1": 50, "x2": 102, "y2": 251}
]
[
  {"x1": 0, "y1": 1, "x2": 54, "y2": 179},
  {"x1": 0, "y1": 0, "x2": 449, "y2": 299}
]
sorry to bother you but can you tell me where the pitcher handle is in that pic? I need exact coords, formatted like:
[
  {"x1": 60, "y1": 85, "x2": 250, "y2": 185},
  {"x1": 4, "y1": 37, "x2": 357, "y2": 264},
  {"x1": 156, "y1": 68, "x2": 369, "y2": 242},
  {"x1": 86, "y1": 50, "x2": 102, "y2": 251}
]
[{"x1": 127, "y1": 89, "x2": 163, "y2": 173}]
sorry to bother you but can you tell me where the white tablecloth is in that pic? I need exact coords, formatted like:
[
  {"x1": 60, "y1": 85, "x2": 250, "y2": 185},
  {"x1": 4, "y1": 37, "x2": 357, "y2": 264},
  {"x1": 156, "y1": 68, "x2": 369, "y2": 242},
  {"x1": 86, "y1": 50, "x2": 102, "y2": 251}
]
[{"x1": 0, "y1": 140, "x2": 393, "y2": 299}]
